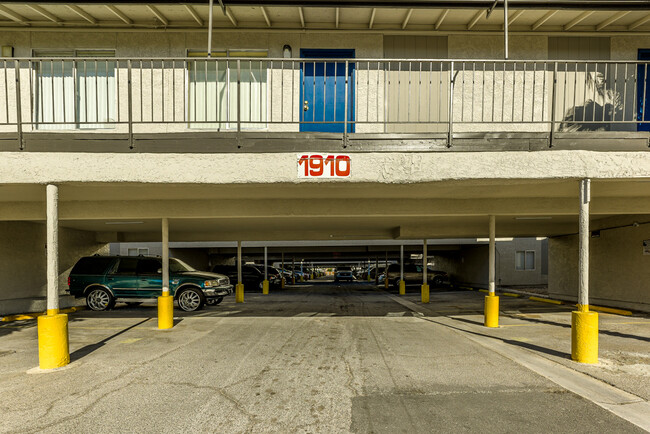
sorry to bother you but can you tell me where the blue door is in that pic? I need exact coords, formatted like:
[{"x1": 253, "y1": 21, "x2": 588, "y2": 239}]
[
  {"x1": 637, "y1": 49, "x2": 650, "y2": 131},
  {"x1": 300, "y1": 49, "x2": 355, "y2": 133}
]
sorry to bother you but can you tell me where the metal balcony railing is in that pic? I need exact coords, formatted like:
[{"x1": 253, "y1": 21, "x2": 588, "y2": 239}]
[{"x1": 1, "y1": 57, "x2": 649, "y2": 148}]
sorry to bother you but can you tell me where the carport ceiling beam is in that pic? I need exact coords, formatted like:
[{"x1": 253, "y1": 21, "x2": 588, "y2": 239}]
[
  {"x1": 503, "y1": 9, "x2": 525, "y2": 29},
  {"x1": 298, "y1": 6, "x2": 305, "y2": 27},
  {"x1": 335, "y1": 7, "x2": 340, "y2": 28},
  {"x1": 435, "y1": 9, "x2": 449, "y2": 29},
  {"x1": 402, "y1": 8, "x2": 414, "y2": 29},
  {"x1": 467, "y1": 10, "x2": 483, "y2": 30},
  {"x1": 260, "y1": 6, "x2": 271, "y2": 26},
  {"x1": 184, "y1": 4, "x2": 204, "y2": 26},
  {"x1": 224, "y1": 7, "x2": 238, "y2": 27},
  {"x1": 25, "y1": 4, "x2": 62, "y2": 24},
  {"x1": 563, "y1": 10, "x2": 594, "y2": 31},
  {"x1": 0, "y1": 5, "x2": 29, "y2": 25},
  {"x1": 629, "y1": 13, "x2": 650, "y2": 30},
  {"x1": 596, "y1": 11, "x2": 630, "y2": 31},
  {"x1": 65, "y1": 5, "x2": 97, "y2": 24},
  {"x1": 531, "y1": 10, "x2": 556, "y2": 30},
  {"x1": 146, "y1": 5, "x2": 169, "y2": 26},
  {"x1": 105, "y1": 5, "x2": 133, "y2": 25},
  {"x1": 368, "y1": 7, "x2": 376, "y2": 28}
]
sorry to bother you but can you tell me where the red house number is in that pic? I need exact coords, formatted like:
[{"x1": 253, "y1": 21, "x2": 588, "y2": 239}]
[{"x1": 298, "y1": 154, "x2": 351, "y2": 178}]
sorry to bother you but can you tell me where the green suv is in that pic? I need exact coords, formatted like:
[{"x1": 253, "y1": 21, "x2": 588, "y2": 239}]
[{"x1": 68, "y1": 255, "x2": 233, "y2": 312}]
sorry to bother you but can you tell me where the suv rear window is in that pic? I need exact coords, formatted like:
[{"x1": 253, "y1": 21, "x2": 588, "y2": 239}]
[{"x1": 71, "y1": 257, "x2": 115, "y2": 275}]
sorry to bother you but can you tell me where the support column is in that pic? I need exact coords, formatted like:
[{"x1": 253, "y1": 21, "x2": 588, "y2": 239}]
[
  {"x1": 235, "y1": 241, "x2": 244, "y2": 302},
  {"x1": 37, "y1": 184, "x2": 70, "y2": 369},
  {"x1": 399, "y1": 244, "x2": 405, "y2": 295},
  {"x1": 375, "y1": 256, "x2": 379, "y2": 285},
  {"x1": 262, "y1": 246, "x2": 269, "y2": 295},
  {"x1": 484, "y1": 215, "x2": 499, "y2": 328},
  {"x1": 421, "y1": 239, "x2": 429, "y2": 303},
  {"x1": 158, "y1": 218, "x2": 174, "y2": 329},
  {"x1": 572, "y1": 179, "x2": 598, "y2": 363},
  {"x1": 292, "y1": 256, "x2": 296, "y2": 284},
  {"x1": 384, "y1": 251, "x2": 389, "y2": 289},
  {"x1": 367, "y1": 257, "x2": 371, "y2": 281},
  {"x1": 281, "y1": 252, "x2": 286, "y2": 288}
]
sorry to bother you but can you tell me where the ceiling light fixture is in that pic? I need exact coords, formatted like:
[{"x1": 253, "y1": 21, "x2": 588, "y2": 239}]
[
  {"x1": 105, "y1": 221, "x2": 144, "y2": 225},
  {"x1": 515, "y1": 217, "x2": 553, "y2": 220}
]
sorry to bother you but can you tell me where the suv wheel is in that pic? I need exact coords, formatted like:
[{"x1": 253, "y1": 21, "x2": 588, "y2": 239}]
[
  {"x1": 86, "y1": 287, "x2": 114, "y2": 311},
  {"x1": 177, "y1": 287, "x2": 205, "y2": 312}
]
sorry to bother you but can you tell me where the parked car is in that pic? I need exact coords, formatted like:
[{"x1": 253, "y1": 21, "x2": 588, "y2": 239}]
[
  {"x1": 335, "y1": 266, "x2": 355, "y2": 282},
  {"x1": 249, "y1": 264, "x2": 283, "y2": 287},
  {"x1": 211, "y1": 264, "x2": 275, "y2": 290},
  {"x1": 383, "y1": 263, "x2": 449, "y2": 288},
  {"x1": 68, "y1": 255, "x2": 233, "y2": 312}
]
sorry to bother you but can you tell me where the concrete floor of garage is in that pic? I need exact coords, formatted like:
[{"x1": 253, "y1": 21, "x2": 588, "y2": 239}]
[{"x1": 0, "y1": 279, "x2": 649, "y2": 433}]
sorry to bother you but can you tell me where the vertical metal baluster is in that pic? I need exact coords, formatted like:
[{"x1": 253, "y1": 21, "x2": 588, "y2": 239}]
[
  {"x1": 280, "y1": 60, "x2": 284, "y2": 123},
  {"x1": 72, "y1": 59, "x2": 77, "y2": 127},
  {"x1": 384, "y1": 61, "x2": 388, "y2": 130},
  {"x1": 532, "y1": 62, "x2": 537, "y2": 122},
  {"x1": 366, "y1": 61, "x2": 370, "y2": 123},
  {"x1": 83, "y1": 60, "x2": 88, "y2": 125},
  {"x1": 301, "y1": 61, "x2": 305, "y2": 123},
  {"x1": 39, "y1": 61, "x2": 44, "y2": 126},
  {"x1": 313, "y1": 60, "x2": 316, "y2": 123},
  {"x1": 149, "y1": 59, "x2": 153, "y2": 123},
  {"x1": 418, "y1": 61, "x2": 422, "y2": 123},
  {"x1": 492, "y1": 61, "x2": 496, "y2": 123},
  {"x1": 541, "y1": 62, "x2": 547, "y2": 122},
  {"x1": 182, "y1": 59, "x2": 186, "y2": 124},
  {"x1": 237, "y1": 59, "x2": 241, "y2": 133},
  {"x1": 521, "y1": 61, "x2": 527, "y2": 122},
  {"x1": 355, "y1": 60, "x2": 359, "y2": 125},
  {"x1": 448, "y1": 61, "x2": 454, "y2": 147},
  {"x1": 501, "y1": 62, "x2": 506, "y2": 122},
  {"x1": 461, "y1": 62, "x2": 465, "y2": 122},
  {"x1": 214, "y1": 59, "x2": 219, "y2": 126},
  {"x1": 226, "y1": 60, "x2": 230, "y2": 126},
  {"x1": 397, "y1": 61, "x2": 401, "y2": 125},
  {"x1": 160, "y1": 60, "x2": 164, "y2": 122},
  {"x1": 408, "y1": 61, "x2": 412, "y2": 123},
  {"x1": 106, "y1": 59, "x2": 110, "y2": 125},
  {"x1": 116, "y1": 59, "x2": 121, "y2": 124},
  {"x1": 582, "y1": 62, "x2": 587, "y2": 123},
  {"x1": 171, "y1": 60, "x2": 175, "y2": 123},
  {"x1": 622, "y1": 63, "x2": 627, "y2": 121},
  {"x1": 139, "y1": 60, "x2": 143, "y2": 123},
  {"x1": 127, "y1": 59, "x2": 133, "y2": 148},
  {"x1": 62, "y1": 60, "x2": 67, "y2": 125},
  {"x1": 438, "y1": 61, "x2": 442, "y2": 123},
  {"x1": 323, "y1": 60, "x2": 327, "y2": 123},
  {"x1": 333, "y1": 61, "x2": 337, "y2": 124},
  {"x1": 471, "y1": 62, "x2": 475, "y2": 122},
  {"x1": 642, "y1": 64, "x2": 648, "y2": 124},
  {"x1": 613, "y1": 62, "x2": 618, "y2": 121},
  {"x1": 603, "y1": 63, "x2": 608, "y2": 123},
  {"x1": 6, "y1": 61, "x2": 12, "y2": 125},
  {"x1": 511, "y1": 61, "x2": 516, "y2": 122},
  {"x1": 549, "y1": 62, "x2": 557, "y2": 146},
  {"x1": 14, "y1": 60, "x2": 23, "y2": 149},
  {"x1": 50, "y1": 60, "x2": 55, "y2": 125},
  {"x1": 344, "y1": 60, "x2": 349, "y2": 140},
  {"x1": 248, "y1": 60, "x2": 252, "y2": 125},
  {"x1": 572, "y1": 62, "x2": 578, "y2": 122},
  {"x1": 267, "y1": 59, "x2": 271, "y2": 124},
  {"x1": 592, "y1": 62, "x2": 598, "y2": 122},
  {"x1": 291, "y1": 60, "x2": 295, "y2": 123},
  {"x1": 376, "y1": 61, "x2": 379, "y2": 123},
  {"x1": 481, "y1": 61, "x2": 485, "y2": 122}
]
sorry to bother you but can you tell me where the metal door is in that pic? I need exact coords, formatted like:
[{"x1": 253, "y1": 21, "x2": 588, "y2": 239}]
[
  {"x1": 300, "y1": 49, "x2": 355, "y2": 133},
  {"x1": 638, "y1": 49, "x2": 650, "y2": 131}
]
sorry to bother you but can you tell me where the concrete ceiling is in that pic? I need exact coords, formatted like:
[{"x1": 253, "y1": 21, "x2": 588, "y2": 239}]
[{"x1": 1, "y1": 3, "x2": 649, "y2": 33}]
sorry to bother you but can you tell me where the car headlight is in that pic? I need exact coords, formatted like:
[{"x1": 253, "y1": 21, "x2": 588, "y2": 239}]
[{"x1": 204, "y1": 280, "x2": 219, "y2": 288}]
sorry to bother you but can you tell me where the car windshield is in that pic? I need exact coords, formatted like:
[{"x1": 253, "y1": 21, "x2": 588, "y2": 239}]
[{"x1": 170, "y1": 258, "x2": 196, "y2": 273}]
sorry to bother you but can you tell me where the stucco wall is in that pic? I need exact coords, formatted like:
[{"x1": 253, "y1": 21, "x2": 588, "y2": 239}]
[
  {"x1": 548, "y1": 221, "x2": 650, "y2": 312},
  {"x1": 0, "y1": 221, "x2": 108, "y2": 315},
  {"x1": 496, "y1": 238, "x2": 548, "y2": 286}
]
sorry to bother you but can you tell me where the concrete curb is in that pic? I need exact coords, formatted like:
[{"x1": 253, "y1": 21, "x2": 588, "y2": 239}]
[{"x1": 0, "y1": 306, "x2": 85, "y2": 323}]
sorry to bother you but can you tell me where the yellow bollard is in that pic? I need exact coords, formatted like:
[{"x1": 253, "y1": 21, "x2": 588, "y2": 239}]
[
  {"x1": 310, "y1": 273, "x2": 314, "y2": 280},
  {"x1": 235, "y1": 283, "x2": 245, "y2": 303},
  {"x1": 484, "y1": 294, "x2": 499, "y2": 328},
  {"x1": 367, "y1": 274, "x2": 371, "y2": 282},
  {"x1": 37, "y1": 312, "x2": 70, "y2": 370},
  {"x1": 384, "y1": 277, "x2": 389, "y2": 289},
  {"x1": 300, "y1": 275, "x2": 304, "y2": 283},
  {"x1": 281, "y1": 277, "x2": 286, "y2": 289},
  {"x1": 262, "y1": 279, "x2": 269, "y2": 295},
  {"x1": 421, "y1": 283, "x2": 430, "y2": 303},
  {"x1": 399, "y1": 280, "x2": 406, "y2": 295},
  {"x1": 158, "y1": 295, "x2": 174, "y2": 329},
  {"x1": 571, "y1": 306, "x2": 598, "y2": 364}
]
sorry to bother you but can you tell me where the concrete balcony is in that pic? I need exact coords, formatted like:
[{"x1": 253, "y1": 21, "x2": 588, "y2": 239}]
[{"x1": 1, "y1": 57, "x2": 650, "y2": 152}]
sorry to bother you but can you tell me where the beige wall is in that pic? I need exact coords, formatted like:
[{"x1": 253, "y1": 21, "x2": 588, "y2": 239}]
[
  {"x1": 496, "y1": 238, "x2": 548, "y2": 286},
  {"x1": 548, "y1": 221, "x2": 650, "y2": 313},
  {"x1": 0, "y1": 221, "x2": 108, "y2": 314}
]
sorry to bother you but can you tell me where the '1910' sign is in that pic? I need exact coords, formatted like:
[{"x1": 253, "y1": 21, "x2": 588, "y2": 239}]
[{"x1": 297, "y1": 154, "x2": 351, "y2": 178}]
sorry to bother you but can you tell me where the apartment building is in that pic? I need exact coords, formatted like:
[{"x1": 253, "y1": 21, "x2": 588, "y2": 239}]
[{"x1": 0, "y1": 1, "x2": 649, "y2": 366}]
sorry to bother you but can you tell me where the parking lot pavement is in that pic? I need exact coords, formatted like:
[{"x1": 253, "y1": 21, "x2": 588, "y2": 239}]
[{"x1": 0, "y1": 282, "x2": 648, "y2": 433}]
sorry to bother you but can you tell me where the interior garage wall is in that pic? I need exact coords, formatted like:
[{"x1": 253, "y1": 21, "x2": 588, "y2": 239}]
[
  {"x1": 0, "y1": 221, "x2": 108, "y2": 315},
  {"x1": 453, "y1": 245, "x2": 489, "y2": 287},
  {"x1": 548, "y1": 223, "x2": 650, "y2": 313}
]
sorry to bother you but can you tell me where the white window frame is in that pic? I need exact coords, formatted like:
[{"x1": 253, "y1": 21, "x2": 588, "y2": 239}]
[
  {"x1": 186, "y1": 49, "x2": 269, "y2": 131},
  {"x1": 32, "y1": 49, "x2": 117, "y2": 130}
]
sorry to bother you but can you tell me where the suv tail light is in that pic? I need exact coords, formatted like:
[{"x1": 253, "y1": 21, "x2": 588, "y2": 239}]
[{"x1": 67, "y1": 276, "x2": 71, "y2": 287}]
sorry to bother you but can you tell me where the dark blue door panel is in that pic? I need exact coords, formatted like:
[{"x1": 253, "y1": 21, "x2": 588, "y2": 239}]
[
  {"x1": 300, "y1": 49, "x2": 355, "y2": 133},
  {"x1": 638, "y1": 50, "x2": 650, "y2": 131}
]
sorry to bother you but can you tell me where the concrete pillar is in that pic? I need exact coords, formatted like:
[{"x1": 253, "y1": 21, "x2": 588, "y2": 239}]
[
  {"x1": 281, "y1": 252, "x2": 285, "y2": 288},
  {"x1": 367, "y1": 257, "x2": 371, "y2": 281},
  {"x1": 484, "y1": 215, "x2": 499, "y2": 328},
  {"x1": 262, "y1": 246, "x2": 269, "y2": 295},
  {"x1": 421, "y1": 239, "x2": 429, "y2": 303},
  {"x1": 235, "y1": 241, "x2": 244, "y2": 302},
  {"x1": 572, "y1": 179, "x2": 598, "y2": 363},
  {"x1": 375, "y1": 256, "x2": 379, "y2": 285},
  {"x1": 158, "y1": 218, "x2": 174, "y2": 329},
  {"x1": 399, "y1": 244, "x2": 405, "y2": 295},
  {"x1": 384, "y1": 251, "x2": 389, "y2": 289},
  {"x1": 37, "y1": 184, "x2": 70, "y2": 369}
]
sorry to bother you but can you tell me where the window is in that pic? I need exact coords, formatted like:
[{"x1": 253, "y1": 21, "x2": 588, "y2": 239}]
[
  {"x1": 112, "y1": 258, "x2": 139, "y2": 275},
  {"x1": 33, "y1": 50, "x2": 116, "y2": 130},
  {"x1": 127, "y1": 247, "x2": 149, "y2": 256},
  {"x1": 187, "y1": 50, "x2": 267, "y2": 130},
  {"x1": 70, "y1": 257, "x2": 115, "y2": 275},
  {"x1": 137, "y1": 258, "x2": 161, "y2": 275},
  {"x1": 515, "y1": 251, "x2": 535, "y2": 271}
]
